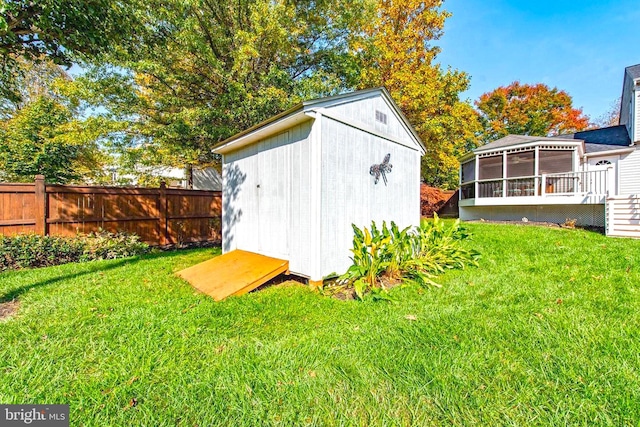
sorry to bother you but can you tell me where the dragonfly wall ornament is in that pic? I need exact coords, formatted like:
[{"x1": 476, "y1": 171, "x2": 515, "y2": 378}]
[{"x1": 369, "y1": 153, "x2": 393, "y2": 185}]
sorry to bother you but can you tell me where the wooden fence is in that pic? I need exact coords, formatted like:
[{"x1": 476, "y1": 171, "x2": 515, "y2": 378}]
[{"x1": 0, "y1": 175, "x2": 222, "y2": 245}]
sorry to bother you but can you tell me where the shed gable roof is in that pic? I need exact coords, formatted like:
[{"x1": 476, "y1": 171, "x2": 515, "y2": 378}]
[{"x1": 213, "y1": 88, "x2": 425, "y2": 155}]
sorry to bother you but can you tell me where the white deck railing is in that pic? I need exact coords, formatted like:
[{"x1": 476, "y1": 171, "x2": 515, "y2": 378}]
[
  {"x1": 541, "y1": 170, "x2": 609, "y2": 197},
  {"x1": 460, "y1": 168, "x2": 611, "y2": 200}
]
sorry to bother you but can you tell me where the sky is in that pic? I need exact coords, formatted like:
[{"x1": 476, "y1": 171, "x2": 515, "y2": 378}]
[{"x1": 435, "y1": 0, "x2": 639, "y2": 122}]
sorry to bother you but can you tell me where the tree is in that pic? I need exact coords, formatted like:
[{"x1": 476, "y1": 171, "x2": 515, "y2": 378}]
[
  {"x1": 354, "y1": 0, "x2": 481, "y2": 189},
  {"x1": 0, "y1": 96, "x2": 78, "y2": 182},
  {"x1": 0, "y1": 92, "x2": 115, "y2": 183},
  {"x1": 593, "y1": 97, "x2": 621, "y2": 128},
  {"x1": 0, "y1": 0, "x2": 146, "y2": 104},
  {"x1": 476, "y1": 82, "x2": 590, "y2": 143},
  {"x1": 0, "y1": 57, "x2": 70, "y2": 118},
  {"x1": 74, "y1": 0, "x2": 373, "y2": 178}
]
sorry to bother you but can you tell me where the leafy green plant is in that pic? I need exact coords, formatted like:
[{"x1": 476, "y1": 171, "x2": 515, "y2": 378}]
[
  {"x1": 338, "y1": 214, "x2": 479, "y2": 300},
  {"x1": 414, "y1": 215, "x2": 480, "y2": 273},
  {"x1": 339, "y1": 222, "x2": 392, "y2": 299}
]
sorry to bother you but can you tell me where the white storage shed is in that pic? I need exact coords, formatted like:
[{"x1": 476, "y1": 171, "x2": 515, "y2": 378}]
[{"x1": 213, "y1": 88, "x2": 425, "y2": 284}]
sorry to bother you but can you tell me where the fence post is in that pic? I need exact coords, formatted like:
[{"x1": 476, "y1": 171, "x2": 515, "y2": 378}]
[
  {"x1": 159, "y1": 181, "x2": 168, "y2": 245},
  {"x1": 34, "y1": 175, "x2": 47, "y2": 236}
]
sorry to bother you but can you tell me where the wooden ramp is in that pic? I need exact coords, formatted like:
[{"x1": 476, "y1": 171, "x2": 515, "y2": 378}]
[{"x1": 177, "y1": 250, "x2": 289, "y2": 301}]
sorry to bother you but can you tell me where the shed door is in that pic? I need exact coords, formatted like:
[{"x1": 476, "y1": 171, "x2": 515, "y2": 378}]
[{"x1": 255, "y1": 132, "x2": 290, "y2": 259}]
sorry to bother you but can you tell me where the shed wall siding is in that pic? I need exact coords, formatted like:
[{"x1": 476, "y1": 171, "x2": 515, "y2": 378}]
[
  {"x1": 319, "y1": 117, "x2": 420, "y2": 278},
  {"x1": 222, "y1": 121, "x2": 312, "y2": 274},
  {"x1": 618, "y1": 146, "x2": 640, "y2": 195},
  {"x1": 324, "y1": 95, "x2": 416, "y2": 148}
]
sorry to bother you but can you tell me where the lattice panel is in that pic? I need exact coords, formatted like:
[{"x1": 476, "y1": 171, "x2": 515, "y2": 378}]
[{"x1": 460, "y1": 205, "x2": 605, "y2": 227}]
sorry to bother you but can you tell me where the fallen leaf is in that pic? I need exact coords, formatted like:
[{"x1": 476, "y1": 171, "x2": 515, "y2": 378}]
[
  {"x1": 126, "y1": 376, "x2": 139, "y2": 386},
  {"x1": 308, "y1": 371, "x2": 317, "y2": 378},
  {"x1": 533, "y1": 312, "x2": 544, "y2": 319},
  {"x1": 124, "y1": 398, "x2": 138, "y2": 410},
  {"x1": 556, "y1": 298, "x2": 563, "y2": 305},
  {"x1": 404, "y1": 314, "x2": 417, "y2": 321}
]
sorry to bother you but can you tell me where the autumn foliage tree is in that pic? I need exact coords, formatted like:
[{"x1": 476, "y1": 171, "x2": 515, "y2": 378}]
[
  {"x1": 476, "y1": 82, "x2": 590, "y2": 143},
  {"x1": 4, "y1": 0, "x2": 481, "y2": 189},
  {"x1": 355, "y1": 0, "x2": 481, "y2": 188}
]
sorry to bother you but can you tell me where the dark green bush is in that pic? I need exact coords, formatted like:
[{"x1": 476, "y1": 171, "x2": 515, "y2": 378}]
[{"x1": 0, "y1": 231, "x2": 150, "y2": 271}]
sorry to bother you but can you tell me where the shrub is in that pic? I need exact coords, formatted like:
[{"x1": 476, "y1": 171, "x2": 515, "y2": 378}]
[
  {"x1": 338, "y1": 214, "x2": 479, "y2": 300},
  {"x1": 80, "y1": 230, "x2": 150, "y2": 261},
  {"x1": 0, "y1": 231, "x2": 150, "y2": 271}
]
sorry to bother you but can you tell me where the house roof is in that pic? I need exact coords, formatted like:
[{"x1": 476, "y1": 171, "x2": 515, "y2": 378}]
[
  {"x1": 474, "y1": 134, "x2": 577, "y2": 153},
  {"x1": 557, "y1": 125, "x2": 631, "y2": 147},
  {"x1": 470, "y1": 125, "x2": 633, "y2": 159},
  {"x1": 584, "y1": 143, "x2": 631, "y2": 154},
  {"x1": 626, "y1": 64, "x2": 640, "y2": 80},
  {"x1": 212, "y1": 87, "x2": 425, "y2": 155}
]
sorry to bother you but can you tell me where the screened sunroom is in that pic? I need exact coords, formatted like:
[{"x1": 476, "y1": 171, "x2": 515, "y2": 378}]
[{"x1": 459, "y1": 136, "x2": 612, "y2": 205}]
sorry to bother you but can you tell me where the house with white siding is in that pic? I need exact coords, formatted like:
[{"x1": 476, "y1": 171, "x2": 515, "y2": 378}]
[
  {"x1": 213, "y1": 88, "x2": 425, "y2": 284},
  {"x1": 459, "y1": 64, "x2": 640, "y2": 237}
]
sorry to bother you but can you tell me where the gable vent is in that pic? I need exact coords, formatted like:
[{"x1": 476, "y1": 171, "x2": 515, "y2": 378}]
[{"x1": 375, "y1": 110, "x2": 388, "y2": 125}]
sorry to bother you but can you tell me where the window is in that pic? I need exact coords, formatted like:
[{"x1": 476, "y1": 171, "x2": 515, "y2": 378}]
[
  {"x1": 539, "y1": 150, "x2": 573, "y2": 174},
  {"x1": 478, "y1": 155, "x2": 503, "y2": 180},
  {"x1": 507, "y1": 151, "x2": 534, "y2": 177},
  {"x1": 375, "y1": 110, "x2": 387, "y2": 124},
  {"x1": 461, "y1": 160, "x2": 475, "y2": 183},
  {"x1": 595, "y1": 160, "x2": 612, "y2": 166}
]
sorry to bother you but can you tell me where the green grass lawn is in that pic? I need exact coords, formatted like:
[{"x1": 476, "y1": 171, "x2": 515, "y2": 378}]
[{"x1": 1, "y1": 223, "x2": 640, "y2": 426}]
